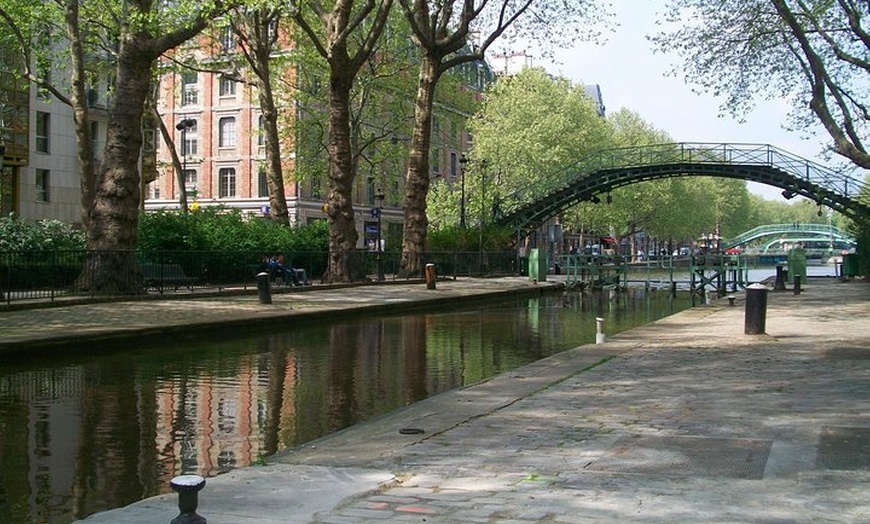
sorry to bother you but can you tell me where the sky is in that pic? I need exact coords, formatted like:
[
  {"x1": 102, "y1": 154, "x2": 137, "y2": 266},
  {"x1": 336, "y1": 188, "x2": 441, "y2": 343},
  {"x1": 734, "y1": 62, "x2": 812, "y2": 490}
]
[{"x1": 537, "y1": 1, "x2": 835, "y2": 202}]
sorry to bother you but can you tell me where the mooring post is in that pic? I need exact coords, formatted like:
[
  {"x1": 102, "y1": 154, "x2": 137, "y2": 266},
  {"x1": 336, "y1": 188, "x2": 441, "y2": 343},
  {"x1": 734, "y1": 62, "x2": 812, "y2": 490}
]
[
  {"x1": 170, "y1": 475, "x2": 206, "y2": 524},
  {"x1": 595, "y1": 317, "x2": 606, "y2": 344},
  {"x1": 425, "y1": 263, "x2": 436, "y2": 290},
  {"x1": 773, "y1": 264, "x2": 787, "y2": 291},
  {"x1": 744, "y1": 283, "x2": 769, "y2": 335},
  {"x1": 256, "y1": 272, "x2": 272, "y2": 304}
]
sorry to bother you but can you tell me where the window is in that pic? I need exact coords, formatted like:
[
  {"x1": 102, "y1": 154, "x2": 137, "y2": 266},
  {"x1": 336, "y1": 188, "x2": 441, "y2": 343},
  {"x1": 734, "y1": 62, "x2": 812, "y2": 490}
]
[
  {"x1": 257, "y1": 115, "x2": 265, "y2": 146},
  {"x1": 450, "y1": 152, "x2": 458, "y2": 178},
  {"x1": 181, "y1": 71, "x2": 198, "y2": 106},
  {"x1": 220, "y1": 25, "x2": 235, "y2": 53},
  {"x1": 142, "y1": 129, "x2": 155, "y2": 152},
  {"x1": 35, "y1": 112, "x2": 49, "y2": 153},
  {"x1": 219, "y1": 167, "x2": 236, "y2": 198},
  {"x1": 35, "y1": 169, "x2": 49, "y2": 202},
  {"x1": 219, "y1": 77, "x2": 236, "y2": 98},
  {"x1": 258, "y1": 167, "x2": 269, "y2": 198},
  {"x1": 90, "y1": 121, "x2": 100, "y2": 160},
  {"x1": 431, "y1": 148, "x2": 441, "y2": 175},
  {"x1": 181, "y1": 121, "x2": 198, "y2": 156},
  {"x1": 218, "y1": 117, "x2": 236, "y2": 148},
  {"x1": 184, "y1": 169, "x2": 197, "y2": 186}
]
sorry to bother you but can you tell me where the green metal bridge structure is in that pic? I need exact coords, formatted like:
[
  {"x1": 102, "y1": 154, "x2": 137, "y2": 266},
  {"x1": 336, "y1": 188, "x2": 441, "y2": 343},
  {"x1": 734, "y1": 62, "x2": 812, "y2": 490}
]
[
  {"x1": 723, "y1": 223, "x2": 855, "y2": 254},
  {"x1": 494, "y1": 142, "x2": 869, "y2": 234},
  {"x1": 494, "y1": 143, "x2": 868, "y2": 294}
]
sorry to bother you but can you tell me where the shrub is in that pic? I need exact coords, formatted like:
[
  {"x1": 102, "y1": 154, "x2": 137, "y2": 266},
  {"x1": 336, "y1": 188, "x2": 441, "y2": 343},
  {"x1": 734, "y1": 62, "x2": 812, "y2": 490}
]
[
  {"x1": 137, "y1": 208, "x2": 329, "y2": 254},
  {"x1": 0, "y1": 214, "x2": 86, "y2": 251},
  {"x1": 427, "y1": 225, "x2": 514, "y2": 252}
]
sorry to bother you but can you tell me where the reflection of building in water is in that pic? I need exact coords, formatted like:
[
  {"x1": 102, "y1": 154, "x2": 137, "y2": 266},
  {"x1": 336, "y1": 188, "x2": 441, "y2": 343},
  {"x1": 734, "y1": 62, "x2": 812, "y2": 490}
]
[
  {"x1": 0, "y1": 352, "x2": 301, "y2": 522},
  {"x1": 154, "y1": 354, "x2": 275, "y2": 477}
]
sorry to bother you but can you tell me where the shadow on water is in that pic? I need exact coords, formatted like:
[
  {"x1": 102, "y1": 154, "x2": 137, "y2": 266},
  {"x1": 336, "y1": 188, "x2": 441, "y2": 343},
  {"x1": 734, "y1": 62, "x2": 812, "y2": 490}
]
[{"x1": 0, "y1": 287, "x2": 692, "y2": 524}]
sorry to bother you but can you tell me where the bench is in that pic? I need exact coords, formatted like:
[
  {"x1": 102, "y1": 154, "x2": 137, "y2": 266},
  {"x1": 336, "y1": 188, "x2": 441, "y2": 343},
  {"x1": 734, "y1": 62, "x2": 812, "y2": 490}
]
[{"x1": 141, "y1": 263, "x2": 196, "y2": 292}]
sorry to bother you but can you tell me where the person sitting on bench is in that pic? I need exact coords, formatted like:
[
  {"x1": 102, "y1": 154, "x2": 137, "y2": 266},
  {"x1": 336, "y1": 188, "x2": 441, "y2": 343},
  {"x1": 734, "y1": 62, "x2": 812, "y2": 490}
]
[{"x1": 281, "y1": 255, "x2": 310, "y2": 286}]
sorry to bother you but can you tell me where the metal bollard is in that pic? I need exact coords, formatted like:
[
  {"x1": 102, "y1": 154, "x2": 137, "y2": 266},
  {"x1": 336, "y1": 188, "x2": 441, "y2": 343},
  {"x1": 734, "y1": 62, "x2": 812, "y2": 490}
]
[
  {"x1": 256, "y1": 272, "x2": 272, "y2": 304},
  {"x1": 744, "y1": 283, "x2": 768, "y2": 335},
  {"x1": 425, "y1": 263, "x2": 436, "y2": 290},
  {"x1": 793, "y1": 275, "x2": 801, "y2": 295},
  {"x1": 595, "y1": 317, "x2": 606, "y2": 344},
  {"x1": 773, "y1": 265, "x2": 787, "y2": 291},
  {"x1": 170, "y1": 475, "x2": 207, "y2": 524}
]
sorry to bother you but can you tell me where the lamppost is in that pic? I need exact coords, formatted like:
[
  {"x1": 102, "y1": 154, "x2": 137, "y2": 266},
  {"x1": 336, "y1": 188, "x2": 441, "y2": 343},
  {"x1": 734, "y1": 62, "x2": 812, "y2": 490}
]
[
  {"x1": 459, "y1": 153, "x2": 467, "y2": 228},
  {"x1": 175, "y1": 118, "x2": 195, "y2": 207},
  {"x1": 375, "y1": 189, "x2": 385, "y2": 281}
]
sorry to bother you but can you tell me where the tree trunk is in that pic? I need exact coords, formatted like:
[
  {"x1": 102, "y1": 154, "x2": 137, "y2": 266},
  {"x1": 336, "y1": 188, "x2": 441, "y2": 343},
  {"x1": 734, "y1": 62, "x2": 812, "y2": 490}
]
[
  {"x1": 152, "y1": 105, "x2": 188, "y2": 214},
  {"x1": 324, "y1": 70, "x2": 359, "y2": 282},
  {"x1": 63, "y1": 0, "x2": 96, "y2": 230},
  {"x1": 259, "y1": 70, "x2": 290, "y2": 226},
  {"x1": 399, "y1": 54, "x2": 440, "y2": 277},
  {"x1": 247, "y1": 11, "x2": 290, "y2": 226},
  {"x1": 85, "y1": 41, "x2": 154, "y2": 294}
]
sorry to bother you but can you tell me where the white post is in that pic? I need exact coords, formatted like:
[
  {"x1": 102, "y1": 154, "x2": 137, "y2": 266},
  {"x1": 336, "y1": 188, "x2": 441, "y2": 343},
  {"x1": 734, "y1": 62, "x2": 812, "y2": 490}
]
[{"x1": 595, "y1": 317, "x2": 606, "y2": 344}]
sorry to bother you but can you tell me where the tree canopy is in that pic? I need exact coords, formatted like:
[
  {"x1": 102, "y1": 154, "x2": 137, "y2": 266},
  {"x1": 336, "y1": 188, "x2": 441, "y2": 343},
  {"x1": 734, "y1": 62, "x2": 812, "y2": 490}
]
[{"x1": 651, "y1": 0, "x2": 870, "y2": 169}]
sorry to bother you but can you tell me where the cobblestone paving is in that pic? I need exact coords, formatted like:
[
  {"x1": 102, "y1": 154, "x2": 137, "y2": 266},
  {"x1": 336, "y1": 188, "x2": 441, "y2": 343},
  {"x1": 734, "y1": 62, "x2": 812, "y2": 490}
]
[{"x1": 306, "y1": 281, "x2": 870, "y2": 523}]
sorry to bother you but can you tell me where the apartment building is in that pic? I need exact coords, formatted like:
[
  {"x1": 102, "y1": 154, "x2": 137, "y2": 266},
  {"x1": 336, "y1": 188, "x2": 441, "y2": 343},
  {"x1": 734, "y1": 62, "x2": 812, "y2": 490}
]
[
  {"x1": 0, "y1": 53, "x2": 108, "y2": 227},
  {"x1": 147, "y1": 24, "x2": 493, "y2": 249}
]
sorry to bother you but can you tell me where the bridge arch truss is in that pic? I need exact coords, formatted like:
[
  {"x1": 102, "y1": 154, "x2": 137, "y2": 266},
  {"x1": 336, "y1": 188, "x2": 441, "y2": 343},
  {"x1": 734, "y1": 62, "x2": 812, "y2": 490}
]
[{"x1": 494, "y1": 143, "x2": 869, "y2": 232}]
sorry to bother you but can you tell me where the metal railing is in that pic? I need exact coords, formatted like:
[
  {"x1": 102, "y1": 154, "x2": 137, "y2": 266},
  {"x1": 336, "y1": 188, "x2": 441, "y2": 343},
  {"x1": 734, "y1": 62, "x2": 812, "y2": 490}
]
[
  {"x1": 724, "y1": 223, "x2": 854, "y2": 248},
  {"x1": 496, "y1": 142, "x2": 869, "y2": 229},
  {"x1": 0, "y1": 249, "x2": 520, "y2": 305}
]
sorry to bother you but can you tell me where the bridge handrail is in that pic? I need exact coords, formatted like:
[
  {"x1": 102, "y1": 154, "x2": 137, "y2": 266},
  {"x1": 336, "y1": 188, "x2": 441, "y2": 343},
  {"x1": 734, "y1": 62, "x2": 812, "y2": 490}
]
[
  {"x1": 497, "y1": 142, "x2": 868, "y2": 223},
  {"x1": 724, "y1": 223, "x2": 854, "y2": 248}
]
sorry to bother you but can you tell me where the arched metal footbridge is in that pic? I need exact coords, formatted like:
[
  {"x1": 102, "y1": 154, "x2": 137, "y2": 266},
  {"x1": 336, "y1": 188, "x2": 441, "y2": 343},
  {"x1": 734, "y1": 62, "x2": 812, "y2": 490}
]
[
  {"x1": 724, "y1": 223, "x2": 854, "y2": 250},
  {"x1": 494, "y1": 142, "x2": 869, "y2": 231}
]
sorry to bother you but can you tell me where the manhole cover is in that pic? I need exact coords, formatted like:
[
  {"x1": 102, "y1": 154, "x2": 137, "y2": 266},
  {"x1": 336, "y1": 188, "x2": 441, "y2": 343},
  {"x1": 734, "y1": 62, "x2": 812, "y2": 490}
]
[
  {"x1": 816, "y1": 426, "x2": 870, "y2": 470},
  {"x1": 584, "y1": 434, "x2": 771, "y2": 479}
]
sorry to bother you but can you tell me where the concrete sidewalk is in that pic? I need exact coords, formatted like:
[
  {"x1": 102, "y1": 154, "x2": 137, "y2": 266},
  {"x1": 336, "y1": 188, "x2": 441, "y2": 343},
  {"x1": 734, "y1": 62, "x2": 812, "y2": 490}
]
[{"x1": 66, "y1": 278, "x2": 870, "y2": 523}]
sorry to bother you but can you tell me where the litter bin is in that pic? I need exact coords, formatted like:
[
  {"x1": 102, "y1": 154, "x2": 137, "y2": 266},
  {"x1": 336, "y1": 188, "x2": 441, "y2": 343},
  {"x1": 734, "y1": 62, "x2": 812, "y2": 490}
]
[
  {"x1": 528, "y1": 248, "x2": 547, "y2": 282},
  {"x1": 842, "y1": 253, "x2": 860, "y2": 277},
  {"x1": 744, "y1": 283, "x2": 768, "y2": 335}
]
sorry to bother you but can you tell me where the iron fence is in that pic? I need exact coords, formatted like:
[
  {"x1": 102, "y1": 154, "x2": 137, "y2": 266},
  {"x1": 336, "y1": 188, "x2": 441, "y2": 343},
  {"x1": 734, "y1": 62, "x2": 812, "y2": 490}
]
[{"x1": 0, "y1": 249, "x2": 520, "y2": 304}]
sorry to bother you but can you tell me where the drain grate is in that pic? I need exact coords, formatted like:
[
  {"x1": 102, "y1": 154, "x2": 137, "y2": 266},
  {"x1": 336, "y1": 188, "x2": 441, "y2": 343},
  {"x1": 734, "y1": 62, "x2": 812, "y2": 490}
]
[
  {"x1": 816, "y1": 426, "x2": 870, "y2": 470},
  {"x1": 584, "y1": 434, "x2": 772, "y2": 479}
]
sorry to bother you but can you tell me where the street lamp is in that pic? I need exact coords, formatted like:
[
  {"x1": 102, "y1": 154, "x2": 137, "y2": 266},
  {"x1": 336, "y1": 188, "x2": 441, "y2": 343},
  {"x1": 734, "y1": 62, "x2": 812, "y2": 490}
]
[
  {"x1": 175, "y1": 118, "x2": 195, "y2": 200},
  {"x1": 375, "y1": 189, "x2": 385, "y2": 282},
  {"x1": 459, "y1": 153, "x2": 467, "y2": 228}
]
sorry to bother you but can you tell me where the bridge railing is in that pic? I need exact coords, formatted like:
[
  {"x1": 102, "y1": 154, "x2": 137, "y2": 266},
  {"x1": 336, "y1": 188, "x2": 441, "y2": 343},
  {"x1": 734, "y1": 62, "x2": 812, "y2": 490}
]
[
  {"x1": 724, "y1": 223, "x2": 853, "y2": 248},
  {"x1": 496, "y1": 142, "x2": 868, "y2": 224}
]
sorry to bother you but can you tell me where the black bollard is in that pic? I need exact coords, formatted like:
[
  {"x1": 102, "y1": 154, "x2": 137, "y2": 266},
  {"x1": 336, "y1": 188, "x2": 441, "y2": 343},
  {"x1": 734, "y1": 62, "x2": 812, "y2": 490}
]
[
  {"x1": 793, "y1": 275, "x2": 801, "y2": 295},
  {"x1": 744, "y1": 283, "x2": 768, "y2": 335},
  {"x1": 425, "y1": 263, "x2": 436, "y2": 290},
  {"x1": 170, "y1": 475, "x2": 207, "y2": 524},
  {"x1": 256, "y1": 271, "x2": 272, "y2": 304},
  {"x1": 773, "y1": 265, "x2": 787, "y2": 291}
]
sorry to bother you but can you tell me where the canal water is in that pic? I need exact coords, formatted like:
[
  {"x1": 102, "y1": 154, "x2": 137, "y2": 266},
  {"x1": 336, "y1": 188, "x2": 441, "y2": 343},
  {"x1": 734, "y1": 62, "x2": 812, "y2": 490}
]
[{"x1": 2, "y1": 288, "x2": 691, "y2": 523}]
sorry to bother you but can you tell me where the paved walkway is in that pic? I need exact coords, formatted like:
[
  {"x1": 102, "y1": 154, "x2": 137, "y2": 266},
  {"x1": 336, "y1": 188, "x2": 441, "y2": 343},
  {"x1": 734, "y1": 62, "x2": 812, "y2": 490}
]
[
  {"x1": 0, "y1": 278, "x2": 554, "y2": 353},
  {"x1": 38, "y1": 277, "x2": 870, "y2": 524}
]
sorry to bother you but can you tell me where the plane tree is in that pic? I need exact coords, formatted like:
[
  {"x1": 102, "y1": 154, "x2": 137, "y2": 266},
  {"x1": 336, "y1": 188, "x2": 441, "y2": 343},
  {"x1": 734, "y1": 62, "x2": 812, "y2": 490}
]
[
  {"x1": 462, "y1": 67, "x2": 613, "y2": 246},
  {"x1": 287, "y1": 0, "x2": 394, "y2": 282},
  {"x1": 396, "y1": 0, "x2": 611, "y2": 276},
  {"x1": 651, "y1": 0, "x2": 870, "y2": 170},
  {"x1": 0, "y1": 0, "x2": 235, "y2": 294},
  {"x1": 228, "y1": 4, "x2": 294, "y2": 226}
]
